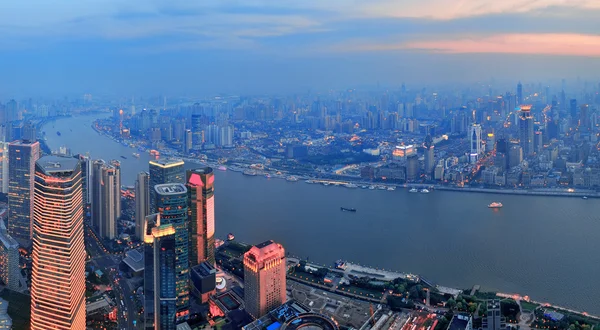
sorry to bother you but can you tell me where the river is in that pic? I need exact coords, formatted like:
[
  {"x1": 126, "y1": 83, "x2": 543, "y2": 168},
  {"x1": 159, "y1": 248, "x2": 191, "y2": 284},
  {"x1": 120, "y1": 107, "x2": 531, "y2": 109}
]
[{"x1": 44, "y1": 113, "x2": 600, "y2": 314}]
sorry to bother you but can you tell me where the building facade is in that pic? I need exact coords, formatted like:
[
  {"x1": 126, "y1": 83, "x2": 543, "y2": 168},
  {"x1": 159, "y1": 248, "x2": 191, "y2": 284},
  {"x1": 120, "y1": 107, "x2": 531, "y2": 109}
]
[
  {"x1": 186, "y1": 167, "x2": 216, "y2": 267},
  {"x1": 91, "y1": 160, "x2": 121, "y2": 240},
  {"x1": 31, "y1": 156, "x2": 86, "y2": 330},
  {"x1": 519, "y1": 105, "x2": 534, "y2": 157},
  {"x1": 135, "y1": 172, "x2": 150, "y2": 240},
  {"x1": 0, "y1": 224, "x2": 19, "y2": 291},
  {"x1": 243, "y1": 240, "x2": 286, "y2": 319},
  {"x1": 155, "y1": 184, "x2": 189, "y2": 322},
  {"x1": 149, "y1": 159, "x2": 185, "y2": 212}
]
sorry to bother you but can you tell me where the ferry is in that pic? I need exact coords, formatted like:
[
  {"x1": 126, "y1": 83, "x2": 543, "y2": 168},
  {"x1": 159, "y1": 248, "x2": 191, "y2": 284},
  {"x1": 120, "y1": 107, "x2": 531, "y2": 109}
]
[
  {"x1": 420, "y1": 189, "x2": 430, "y2": 194},
  {"x1": 387, "y1": 186, "x2": 396, "y2": 191},
  {"x1": 132, "y1": 153, "x2": 140, "y2": 158},
  {"x1": 488, "y1": 202, "x2": 503, "y2": 208},
  {"x1": 323, "y1": 182, "x2": 330, "y2": 186},
  {"x1": 368, "y1": 185, "x2": 376, "y2": 190},
  {"x1": 361, "y1": 185, "x2": 369, "y2": 189},
  {"x1": 217, "y1": 165, "x2": 227, "y2": 171},
  {"x1": 227, "y1": 233, "x2": 235, "y2": 241},
  {"x1": 582, "y1": 196, "x2": 588, "y2": 200},
  {"x1": 340, "y1": 207, "x2": 357, "y2": 212},
  {"x1": 345, "y1": 183, "x2": 358, "y2": 188},
  {"x1": 242, "y1": 170, "x2": 257, "y2": 176},
  {"x1": 409, "y1": 188, "x2": 419, "y2": 193},
  {"x1": 286, "y1": 176, "x2": 299, "y2": 182}
]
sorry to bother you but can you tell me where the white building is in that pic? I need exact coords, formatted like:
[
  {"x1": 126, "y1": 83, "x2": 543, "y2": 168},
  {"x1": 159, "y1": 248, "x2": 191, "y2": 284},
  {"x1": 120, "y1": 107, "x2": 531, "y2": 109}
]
[{"x1": 470, "y1": 124, "x2": 483, "y2": 163}]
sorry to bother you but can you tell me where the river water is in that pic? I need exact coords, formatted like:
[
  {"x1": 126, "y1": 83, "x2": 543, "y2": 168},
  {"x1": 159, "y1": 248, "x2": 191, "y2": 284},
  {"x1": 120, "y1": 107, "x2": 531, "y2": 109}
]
[{"x1": 44, "y1": 113, "x2": 600, "y2": 314}]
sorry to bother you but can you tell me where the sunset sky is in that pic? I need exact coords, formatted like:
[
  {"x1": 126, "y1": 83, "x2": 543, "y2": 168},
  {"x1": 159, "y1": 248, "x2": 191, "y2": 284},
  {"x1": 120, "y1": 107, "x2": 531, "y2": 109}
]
[{"x1": 0, "y1": 0, "x2": 598, "y2": 97}]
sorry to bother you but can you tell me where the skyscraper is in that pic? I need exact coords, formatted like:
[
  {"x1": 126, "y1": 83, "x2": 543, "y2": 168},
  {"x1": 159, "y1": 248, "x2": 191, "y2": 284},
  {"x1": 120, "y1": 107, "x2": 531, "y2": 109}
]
[
  {"x1": 73, "y1": 154, "x2": 92, "y2": 206},
  {"x1": 184, "y1": 129, "x2": 192, "y2": 154},
  {"x1": 423, "y1": 135, "x2": 435, "y2": 176},
  {"x1": 516, "y1": 82, "x2": 523, "y2": 105},
  {"x1": 0, "y1": 222, "x2": 20, "y2": 291},
  {"x1": 0, "y1": 142, "x2": 9, "y2": 194},
  {"x1": 518, "y1": 105, "x2": 534, "y2": 156},
  {"x1": 149, "y1": 159, "x2": 185, "y2": 212},
  {"x1": 31, "y1": 156, "x2": 86, "y2": 330},
  {"x1": 7, "y1": 140, "x2": 40, "y2": 246},
  {"x1": 482, "y1": 300, "x2": 506, "y2": 330},
  {"x1": 143, "y1": 214, "x2": 177, "y2": 330},
  {"x1": 135, "y1": 172, "x2": 150, "y2": 241},
  {"x1": 569, "y1": 99, "x2": 577, "y2": 119},
  {"x1": 91, "y1": 160, "x2": 121, "y2": 240},
  {"x1": 186, "y1": 167, "x2": 216, "y2": 267},
  {"x1": 470, "y1": 124, "x2": 482, "y2": 163},
  {"x1": 243, "y1": 240, "x2": 286, "y2": 319},
  {"x1": 155, "y1": 183, "x2": 189, "y2": 322}
]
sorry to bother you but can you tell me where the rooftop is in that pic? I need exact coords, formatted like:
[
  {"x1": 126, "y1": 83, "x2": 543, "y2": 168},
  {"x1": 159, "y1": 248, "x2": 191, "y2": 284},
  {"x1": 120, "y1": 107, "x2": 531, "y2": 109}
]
[
  {"x1": 447, "y1": 314, "x2": 471, "y2": 330},
  {"x1": 36, "y1": 156, "x2": 80, "y2": 174},
  {"x1": 191, "y1": 261, "x2": 216, "y2": 277},
  {"x1": 123, "y1": 249, "x2": 144, "y2": 272},
  {"x1": 0, "y1": 231, "x2": 18, "y2": 249},
  {"x1": 149, "y1": 158, "x2": 184, "y2": 168},
  {"x1": 154, "y1": 183, "x2": 187, "y2": 195}
]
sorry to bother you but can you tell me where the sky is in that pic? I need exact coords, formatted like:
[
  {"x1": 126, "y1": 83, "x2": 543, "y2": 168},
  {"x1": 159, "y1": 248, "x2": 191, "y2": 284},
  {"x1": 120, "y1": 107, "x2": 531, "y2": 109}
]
[{"x1": 0, "y1": 0, "x2": 599, "y2": 98}]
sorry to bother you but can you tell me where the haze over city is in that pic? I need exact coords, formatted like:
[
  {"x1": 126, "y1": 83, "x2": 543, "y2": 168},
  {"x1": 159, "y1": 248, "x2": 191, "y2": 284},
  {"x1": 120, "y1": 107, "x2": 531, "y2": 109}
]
[{"x1": 1, "y1": 0, "x2": 600, "y2": 97}]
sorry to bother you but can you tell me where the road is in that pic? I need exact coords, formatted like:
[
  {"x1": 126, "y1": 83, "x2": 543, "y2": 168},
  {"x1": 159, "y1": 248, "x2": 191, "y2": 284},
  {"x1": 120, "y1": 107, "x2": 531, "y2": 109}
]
[{"x1": 85, "y1": 223, "x2": 141, "y2": 329}]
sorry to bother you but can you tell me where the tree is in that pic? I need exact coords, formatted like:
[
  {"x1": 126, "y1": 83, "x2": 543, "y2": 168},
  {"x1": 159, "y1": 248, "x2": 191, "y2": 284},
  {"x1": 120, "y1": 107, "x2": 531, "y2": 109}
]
[
  {"x1": 446, "y1": 298, "x2": 456, "y2": 309},
  {"x1": 456, "y1": 302, "x2": 464, "y2": 311}
]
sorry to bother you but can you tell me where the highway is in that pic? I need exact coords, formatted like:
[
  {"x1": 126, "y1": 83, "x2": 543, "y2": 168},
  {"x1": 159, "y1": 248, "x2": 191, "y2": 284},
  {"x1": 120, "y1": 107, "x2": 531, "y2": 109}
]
[{"x1": 85, "y1": 223, "x2": 141, "y2": 329}]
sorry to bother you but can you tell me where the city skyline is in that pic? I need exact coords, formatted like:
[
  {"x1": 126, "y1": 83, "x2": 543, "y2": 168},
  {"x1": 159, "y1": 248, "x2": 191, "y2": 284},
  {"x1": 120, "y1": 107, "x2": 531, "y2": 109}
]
[{"x1": 0, "y1": 2, "x2": 599, "y2": 97}]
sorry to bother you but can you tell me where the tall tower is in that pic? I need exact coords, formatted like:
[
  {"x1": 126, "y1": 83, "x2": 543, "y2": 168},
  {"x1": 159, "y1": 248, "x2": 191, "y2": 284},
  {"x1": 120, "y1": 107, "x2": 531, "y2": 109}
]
[
  {"x1": 91, "y1": 160, "x2": 121, "y2": 240},
  {"x1": 470, "y1": 124, "x2": 482, "y2": 163},
  {"x1": 243, "y1": 240, "x2": 286, "y2": 319},
  {"x1": 155, "y1": 184, "x2": 189, "y2": 322},
  {"x1": 135, "y1": 172, "x2": 150, "y2": 241},
  {"x1": 31, "y1": 156, "x2": 86, "y2": 330},
  {"x1": 73, "y1": 154, "x2": 92, "y2": 206},
  {"x1": 518, "y1": 105, "x2": 534, "y2": 156},
  {"x1": 0, "y1": 223, "x2": 20, "y2": 291},
  {"x1": 516, "y1": 82, "x2": 523, "y2": 105},
  {"x1": 184, "y1": 129, "x2": 192, "y2": 154},
  {"x1": 0, "y1": 141, "x2": 9, "y2": 194},
  {"x1": 149, "y1": 158, "x2": 185, "y2": 212},
  {"x1": 143, "y1": 214, "x2": 177, "y2": 330},
  {"x1": 186, "y1": 167, "x2": 216, "y2": 267},
  {"x1": 7, "y1": 140, "x2": 40, "y2": 246},
  {"x1": 423, "y1": 135, "x2": 435, "y2": 176}
]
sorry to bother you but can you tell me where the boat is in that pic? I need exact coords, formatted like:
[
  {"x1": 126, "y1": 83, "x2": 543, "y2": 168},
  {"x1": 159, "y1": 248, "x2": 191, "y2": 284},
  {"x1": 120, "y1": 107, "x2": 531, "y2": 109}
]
[
  {"x1": 56, "y1": 131, "x2": 61, "y2": 136},
  {"x1": 217, "y1": 166, "x2": 227, "y2": 171},
  {"x1": 286, "y1": 176, "x2": 298, "y2": 182},
  {"x1": 377, "y1": 186, "x2": 386, "y2": 190},
  {"x1": 243, "y1": 170, "x2": 257, "y2": 176},
  {"x1": 361, "y1": 185, "x2": 368, "y2": 189},
  {"x1": 264, "y1": 173, "x2": 271, "y2": 178},
  {"x1": 488, "y1": 202, "x2": 503, "y2": 208},
  {"x1": 420, "y1": 189, "x2": 430, "y2": 193},
  {"x1": 120, "y1": 156, "x2": 127, "y2": 160},
  {"x1": 387, "y1": 186, "x2": 396, "y2": 191},
  {"x1": 409, "y1": 188, "x2": 419, "y2": 193},
  {"x1": 132, "y1": 153, "x2": 140, "y2": 158},
  {"x1": 323, "y1": 182, "x2": 330, "y2": 186},
  {"x1": 305, "y1": 180, "x2": 314, "y2": 184},
  {"x1": 368, "y1": 185, "x2": 376, "y2": 190},
  {"x1": 345, "y1": 183, "x2": 358, "y2": 188},
  {"x1": 227, "y1": 233, "x2": 235, "y2": 241},
  {"x1": 582, "y1": 196, "x2": 588, "y2": 200},
  {"x1": 340, "y1": 207, "x2": 357, "y2": 212}
]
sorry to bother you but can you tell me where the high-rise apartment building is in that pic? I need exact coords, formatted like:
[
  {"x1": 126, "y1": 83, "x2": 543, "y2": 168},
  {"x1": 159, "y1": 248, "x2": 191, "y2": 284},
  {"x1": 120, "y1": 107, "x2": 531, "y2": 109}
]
[
  {"x1": 31, "y1": 156, "x2": 86, "y2": 330},
  {"x1": 155, "y1": 183, "x2": 189, "y2": 322},
  {"x1": 186, "y1": 167, "x2": 216, "y2": 267},
  {"x1": 149, "y1": 159, "x2": 185, "y2": 212},
  {"x1": 7, "y1": 140, "x2": 40, "y2": 246},
  {"x1": 143, "y1": 213, "x2": 177, "y2": 330},
  {"x1": 135, "y1": 172, "x2": 150, "y2": 240},
  {"x1": 73, "y1": 154, "x2": 92, "y2": 206},
  {"x1": 243, "y1": 240, "x2": 286, "y2": 319},
  {"x1": 0, "y1": 223, "x2": 20, "y2": 291},
  {"x1": 519, "y1": 105, "x2": 534, "y2": 156},
  {"x1": 91, "y1": 160, "x2": 121, "y2": 240}
]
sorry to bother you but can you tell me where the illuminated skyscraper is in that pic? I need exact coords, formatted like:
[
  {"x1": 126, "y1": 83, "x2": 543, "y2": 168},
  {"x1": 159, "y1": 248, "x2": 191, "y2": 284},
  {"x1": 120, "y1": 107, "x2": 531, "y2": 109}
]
[
  {"x1": 149, "y1": 158, "x2": 185, "y2": 212},
  {"x1": 31, "y1": 156, "x2": 86, "y2": 330},
  {"x1": 519, "y1": 106, "x2": 534, "y2": 156},
  {"x1": 135, "y1": 172, "x2": 150, "y2": 240},
  {"x1": 243, "y1": 240, "x2": 286, "y2": 319},
  {"x1": 0, "y1": 141, "x2": 8, "y2": 194},
  {"x1": 143, "y1": 214, "x2": 177, "y2": 330},
  {"x1": 73, "y1": 154, "x2": 92, "y2": 206},
  {"x1": 186, "y1": 167, "x2": 216, "y2": 267},
  {"x1": 470, "y1": 124, "x2": 482, "y2": 163},
  {"x1": 91, "y1": 160, "x2": 121, "y2": 240},
  {"x1": 155, "y1": 183, "x2": 189, "y2": 322},
  {"x1": 0, "y1": 223, "x2": 19, "y2": 291},
  {"x1": 7, "y1": 140, "x2": 40, "y2": 246}
]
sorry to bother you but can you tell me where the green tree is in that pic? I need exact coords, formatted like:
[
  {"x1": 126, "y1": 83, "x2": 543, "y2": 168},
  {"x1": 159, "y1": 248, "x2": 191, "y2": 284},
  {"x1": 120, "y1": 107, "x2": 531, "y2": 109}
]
[{"x1": 446, "y1": 298, "x2": 456, "y2": 309}]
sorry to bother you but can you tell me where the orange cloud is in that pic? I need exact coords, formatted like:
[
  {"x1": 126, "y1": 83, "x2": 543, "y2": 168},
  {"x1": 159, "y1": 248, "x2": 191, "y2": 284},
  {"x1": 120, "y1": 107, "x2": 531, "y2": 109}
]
[{"x1": 345, "y1": 33, "x2": 600, "y2": 57}]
